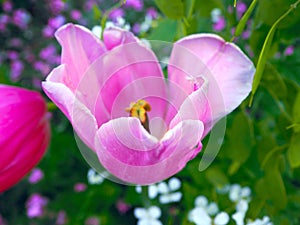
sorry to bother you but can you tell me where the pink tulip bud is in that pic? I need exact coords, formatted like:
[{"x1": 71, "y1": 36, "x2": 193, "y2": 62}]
[{"x1": 0, "y1": 85, "x2": 50, "y2": 192}]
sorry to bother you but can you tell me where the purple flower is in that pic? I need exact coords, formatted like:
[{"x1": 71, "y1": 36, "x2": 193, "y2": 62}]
[
  {"x1": 2, "y1": 1, "x2": 13, "y2": 12},
  {"x1": 43, "y1": 24, "x2": 255, "y2": 185},
  {"x1": 56, "y1": 210, "x2": 67, "y2": 225},
  {"x1": 236, "y1": 2, "x2": 247, "y2": 19},
  {"x1": 7, "y1": 51, "x2": 19, "y2": 60},
  {"x1": 49, "y1": 0, "x2": 65, "y2": 15},
  {"x1": 146, "y1": 7, "x2": 159, "y2": 19},
  {"x1": 34, "y1": 61, "x2": 51, "y2": 76},
  {"x1": 10, "y1": 60, "x2": 24, "y2": 81},
  {"x1": 284, "y1": 45, "x2": 294, "y2": 56},
  {"x1": 70, "y1": 10, "x2": 82, "y2": 21},
  {"x1": 74, "y1": 183, "x2": 87, "y2": 192},
  {"x1": 108, "y1": 8, "x2": 125, "y2": 21},
  {"x1": 39, "y1": 44, "x2": 57, "y2": 63},
  {"x1": 116, "y1": 200, "x2": 131, "y2": 214},
  {"x1": 124, "y1": 0, "x2": 143, "y2": 11},
  {"x1": 8, "y1": 38, "x2": 23, "y2": 47},
  {"x1": 48, "y1": 15, "x2": 66, "y2": 29},
  {"x1": 85, "y1": 217, "x2": 100, "y2": 225},
  {"x1": 26, "y1": 193, "x2": 48, "y2": 218},
  {"x1": 213, "y1": 16, "x2": 226, "y2": 31},
  {"x1": 12, "y1": 9, "x2": 31, "y2": 29},
  {"x1": 28, "y1": 168, "x2": 44, "y2": 184},
  {"x1": 42, "y1": 25, "x2": 55, "y2": 38},
  {"x1": 0, "y1": 14, "x2": 10, "y2": 31}
]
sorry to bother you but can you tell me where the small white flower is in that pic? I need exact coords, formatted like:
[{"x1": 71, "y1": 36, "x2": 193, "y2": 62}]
[
  {"x1": 232, "y1": 211, "x2": 246, "y2": 225},
  {"x1": 229, "y1": 184, "x2": 251, "y2": 203},
  {"x1": 157, "y1": 178, "x2": 182, "y2": 204},
  {"x1": 211, "y1": 8, "x2": 222, "y2": 23},
  {"x1": 194, "y1": 196, "x2": 219, "y2": 216},
  {"x1": 87, "y1": 169, "x2": 107, "y2": 185},
  {"x1": 214, "y1": 212, "x2": 230, "y2": 225},
  {"x1": 135, "y1": 185, "x2": 142, "y2": 194},
  {"x1": 246, "y1": 216, "x2": 273, "y2": 225},
  {"x1": 91, "y1": 25, "x2": 102, "y2": 38},
  {"x1": 134, "y1": 206, "x2": 163, "y2": 225},
  {"x1": 236, "y1": 200, "x2": 249, "y2": 213},
  {"x1": 148, "y1": 184, "x2": 159, "y2": 199},
  {"x1": 159, "y1": 192, "x2": 182, "y2": 204}
]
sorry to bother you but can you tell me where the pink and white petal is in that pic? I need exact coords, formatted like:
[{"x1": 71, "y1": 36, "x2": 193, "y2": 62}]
[
  {"x1": 42, "y1": 73, "x2": 98, "y2": 149},
  {"x1": 103, "y1": 27, "x2": 138, "y2": 50},
  {"x1": 169, "y1": 84, "x2": 212, "y2": 136},
  {"x1": 89, "y1": 41, "x2": 165, "y2": 125},
  {"x1": 95, "y1": 118, "x2": 203, "y2": 185},
  {"x1": 55, "y1": 23, "x2": 107, "y2": 90},
  {"x1": 169, "y1": 34, "x2": 255, "y2": 123}
]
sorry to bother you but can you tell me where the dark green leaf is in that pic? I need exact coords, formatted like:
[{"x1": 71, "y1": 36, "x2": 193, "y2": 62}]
[
  {"x1": 234, "y1": 0, "x2": 258, "y2": 37},
  {"x1": 148, "y1": 19, "x2": 177, "y2": 41},
  {"x1": 292, "y1": 90, "x2": 300, "y2": 132},
  {"x1": 250, "y1": 1, "x2": 300, "y2": 104},
  {"x1": 154, "y1": 0, "x2": 184, "y2": 19},
  {"x1": 225, "y1": 112, "x2": 254, "y2": 174},
  {"x1": 288, "y1": 132, "x2": 300, "y2": 168}
]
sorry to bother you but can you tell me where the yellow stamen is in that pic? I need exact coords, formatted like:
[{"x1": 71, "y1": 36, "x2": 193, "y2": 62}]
[{"x1": 126, "y1": 99, "x2": 151, "y2": 132}]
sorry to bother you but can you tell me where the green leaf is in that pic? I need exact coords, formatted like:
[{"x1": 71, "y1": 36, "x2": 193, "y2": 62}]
[
  {"x1": 185, "y1": 0, "x2": 196, "y2": 18},
  {"x1": 225, "y1": 112, "x2": 254, "y2": 174},
  {"x1": 288, "y1": 132, "x2": 300, "y2": 168},
  {"x1": 154, "y1": 0, "x2": 184, "y2": 19},
  {"x1": 205, "y1": 166, "x2": 229, "y2": 188},
  {"x1": 261, "y1": 63, "x2": 287, "y2": 101},
  {"x1": 234, "y1": 0, "x2": 258, "y2": 37},
  {"x1": 148, "y1": 19, "x2": 177, "y2": 41},
  {"x1": 250, "y1": 0, "x2": 300, "y2": 104},
  {"x1": 292, "y1": 90, "x2": 300, "y2": 132},
  {"x1": 255, "y1": 0, "x2": 300, "y2": 28},
  {"x1": 194, "y1": 0, "x2": 223, "y2": 17}
]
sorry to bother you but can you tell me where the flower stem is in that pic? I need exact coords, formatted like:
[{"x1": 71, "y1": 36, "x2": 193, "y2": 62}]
[
  {"x1": 100, "y1": 0, "x2": 126, "y2": 40},
  {"x1": 141, "y1": 185, "x2": 150, "y2": 208}
]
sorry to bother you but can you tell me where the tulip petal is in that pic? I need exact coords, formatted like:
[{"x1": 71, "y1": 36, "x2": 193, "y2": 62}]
[
  {"x1": 95, "y1": 117, "x2": 204, "y2": 184},
  {"x1": 42, "y1": 68, "x2": 99, "y2": 149},
  {"x1": 55, "y1": 23, "x2": 107, "y2": 90},
  {"x1": 169, "y1": 34, "x2": 255, "y2": 124},
  {"x1": 103, "y1": 27, "x2": 138, "y2": 50},
  {"x1": 80, "y1": 39, "x2": 166, "y2": 127}
]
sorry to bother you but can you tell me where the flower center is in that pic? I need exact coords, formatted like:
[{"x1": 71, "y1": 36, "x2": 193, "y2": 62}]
[{"x1": 126, "y1": 99, "x2": 151, "y2": 132}]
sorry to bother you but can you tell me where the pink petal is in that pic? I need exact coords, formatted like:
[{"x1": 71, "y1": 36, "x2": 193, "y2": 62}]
[
  {"x1": 103, "y1": 27, "x2": 138, "y2": 50},
  {"x1": 42, "y1": 69, "x2": 98, "y2": 149},
  {"x1": 85, "y1": 40, "x2": 166, "y2": 127},
  {"x1": 95, "y1": 117, "x2": 204, "y2": 184},
  {"x1": 55, "y1": 23, "x2": 106, "y2": 90},
  {"x1": 169, "y1": 34, "x2": 255, "y2": 126}
]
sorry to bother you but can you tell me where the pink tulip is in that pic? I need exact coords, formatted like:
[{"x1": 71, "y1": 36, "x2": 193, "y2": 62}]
[
  {"x1": 42, "y1": 23, "x2": 255, "y2": 185},
  {"x1": 0, "y1": 85, "x2": 50, "y2": 192}
]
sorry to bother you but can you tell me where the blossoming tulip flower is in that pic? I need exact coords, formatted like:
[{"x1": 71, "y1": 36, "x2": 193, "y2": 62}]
[
  {"x1": 0, "y1": 85, "x2": 50, "y2": 192},
  {"x1": 42, "y1": 23, "x2": 255, "y2": 185}
]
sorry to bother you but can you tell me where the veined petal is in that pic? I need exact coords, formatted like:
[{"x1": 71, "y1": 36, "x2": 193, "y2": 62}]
[
  {"x1": 55, "y1": 23, "x2": 107, "y2": 90},
  {"x1": 83, "y1": 40, "x2": 166, "y2": 127},
  {"x1": 169, "y1": 34, "x2": 255, "y2": 125},
  {"x1": 95, "y1": 118, "x2": 203, "y2": 185},
  {"x1": 42, "y1": 70, "x2": 98, "y2": 149}
]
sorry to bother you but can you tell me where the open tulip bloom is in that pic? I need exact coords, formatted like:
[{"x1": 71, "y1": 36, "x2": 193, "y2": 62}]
[{"x1": 42, "y1": 23, "x2": 255, "y2": 185}]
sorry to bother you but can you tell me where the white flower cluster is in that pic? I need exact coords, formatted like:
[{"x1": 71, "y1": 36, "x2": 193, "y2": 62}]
[
  {"x1": 188, "y1": 195, "x2": 229, "y2": 225},
  {"x1": 143, "y1": 177, "x2": 182, "y2": 204},
  {"x1": 188, "y1": 184, "x2": 273, "y2": 225},
  {"x1": 134, "y1": 206, "x2": 162, "y2": 225}
]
